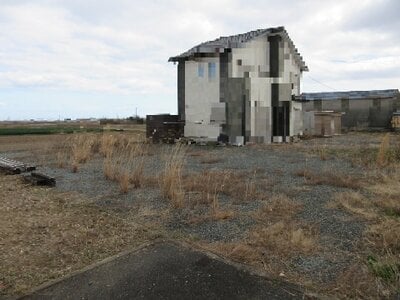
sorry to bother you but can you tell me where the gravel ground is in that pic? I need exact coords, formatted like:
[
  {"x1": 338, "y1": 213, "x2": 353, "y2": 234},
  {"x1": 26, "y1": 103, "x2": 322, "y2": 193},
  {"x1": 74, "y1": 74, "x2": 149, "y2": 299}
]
[{"x1": 1, "y1": 135, "x2": 370, "y2": 286}]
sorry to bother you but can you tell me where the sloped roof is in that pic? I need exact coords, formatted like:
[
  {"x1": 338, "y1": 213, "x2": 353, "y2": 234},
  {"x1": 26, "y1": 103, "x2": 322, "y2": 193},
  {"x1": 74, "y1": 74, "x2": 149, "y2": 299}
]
[
  {"x1": 298, "y1": 89, "x2": 400, "y2": 101},
  {"x1": 169, "y1": 26, "x2": 308, "y2": 71}
]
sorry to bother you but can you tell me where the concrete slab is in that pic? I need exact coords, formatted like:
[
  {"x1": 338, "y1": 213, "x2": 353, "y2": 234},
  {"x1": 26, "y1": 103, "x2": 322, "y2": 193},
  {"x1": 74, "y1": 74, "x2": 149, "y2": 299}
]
[{"x1": 19, "y1": 242, "x2": 306, "y2": 300}]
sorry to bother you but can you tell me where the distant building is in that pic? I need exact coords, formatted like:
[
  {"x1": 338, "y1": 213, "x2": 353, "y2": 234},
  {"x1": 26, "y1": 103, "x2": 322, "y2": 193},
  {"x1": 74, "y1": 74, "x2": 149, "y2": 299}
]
[{"x1": 169, "y1": 26, "x2": 308, "y2": 143}]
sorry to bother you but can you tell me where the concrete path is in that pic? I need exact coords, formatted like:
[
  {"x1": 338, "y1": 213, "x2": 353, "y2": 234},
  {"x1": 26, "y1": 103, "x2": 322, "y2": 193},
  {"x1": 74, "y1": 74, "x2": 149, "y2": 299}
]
[{"x1": 20, "y1": 242, "x2": 306, "y2": 300}]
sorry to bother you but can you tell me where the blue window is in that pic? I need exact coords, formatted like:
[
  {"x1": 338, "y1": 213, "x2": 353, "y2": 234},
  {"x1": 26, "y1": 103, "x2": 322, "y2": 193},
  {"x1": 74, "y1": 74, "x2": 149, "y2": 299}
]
[
  {"x1": 208, "y1": 62, "x2": 216, "y2": 79},
  {"x1": 198, "y1": 64, "x2": 204, "y2": 77}
]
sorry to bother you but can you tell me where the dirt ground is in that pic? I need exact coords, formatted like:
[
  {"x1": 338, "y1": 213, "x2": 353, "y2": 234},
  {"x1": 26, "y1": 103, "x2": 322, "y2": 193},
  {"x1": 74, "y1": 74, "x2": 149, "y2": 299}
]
[{"x1": 1, "y1": 132, "x2": 399, "y2": 299}]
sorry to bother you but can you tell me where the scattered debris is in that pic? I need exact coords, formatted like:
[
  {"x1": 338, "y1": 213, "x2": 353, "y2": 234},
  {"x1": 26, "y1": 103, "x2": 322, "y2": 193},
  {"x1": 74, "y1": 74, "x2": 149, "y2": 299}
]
[
  {"x1": 0, "y1": 156, "x2": 55, "y2": 187},
  {"x1": 391, "y1": 110, "x2": 400, "y2": 131},
  {"x1": 23, "y1": 172, "x2": 56, "y2": 187},
  {"x1": 146, "y1": 114, "x2": 184, "y2": 143},
  {"x1": 0, "y1": 156, "x2": 36, "y2": 174}
]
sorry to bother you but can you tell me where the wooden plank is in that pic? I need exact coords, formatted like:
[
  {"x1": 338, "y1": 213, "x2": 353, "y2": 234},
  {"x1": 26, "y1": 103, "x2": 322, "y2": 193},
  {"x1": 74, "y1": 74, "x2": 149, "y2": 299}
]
[
  {"x1": 23, "y1": 172, "x2": 56, "y2": 187},
  {"x1": 0, "y1": 156, "x2": 36, "y2": 174}
]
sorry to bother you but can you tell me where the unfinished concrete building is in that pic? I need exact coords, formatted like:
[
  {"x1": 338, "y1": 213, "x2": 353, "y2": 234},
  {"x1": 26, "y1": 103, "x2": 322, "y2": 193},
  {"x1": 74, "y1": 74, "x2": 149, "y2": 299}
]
[
  {"x1": 169, "y1": 26, "x2": 308, "y2": 144},
  {"x1": 297, "y1": 90, "x2": 400, "y2": 130}
]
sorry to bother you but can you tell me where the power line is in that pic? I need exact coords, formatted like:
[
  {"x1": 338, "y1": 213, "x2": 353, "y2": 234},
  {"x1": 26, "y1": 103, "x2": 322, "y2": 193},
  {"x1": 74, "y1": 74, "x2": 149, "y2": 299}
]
[{"x1": 305, "y1": 75, "x2": 339, "y2": 92}]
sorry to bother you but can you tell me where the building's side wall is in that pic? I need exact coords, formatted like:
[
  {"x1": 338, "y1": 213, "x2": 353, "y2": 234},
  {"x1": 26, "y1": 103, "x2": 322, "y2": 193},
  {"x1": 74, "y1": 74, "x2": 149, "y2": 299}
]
[
  {"x1": 226, "y1": 35, "x2": 303, "y2": 143},
  {"x1": 184, "y1": 57, "x2": 222, "y2": 140}
]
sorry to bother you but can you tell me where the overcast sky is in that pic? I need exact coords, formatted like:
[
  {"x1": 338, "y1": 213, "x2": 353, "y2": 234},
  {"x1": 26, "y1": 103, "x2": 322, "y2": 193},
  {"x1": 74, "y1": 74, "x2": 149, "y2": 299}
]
[{"x1": 0, "y1": 0, "x2": 399, "y2": 120}]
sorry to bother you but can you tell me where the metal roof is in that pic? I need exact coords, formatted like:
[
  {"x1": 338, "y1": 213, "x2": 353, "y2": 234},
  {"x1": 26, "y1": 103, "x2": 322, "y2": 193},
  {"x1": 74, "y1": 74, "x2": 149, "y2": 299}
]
[
  {"x1": 168, "y1": 26, "x2": 308, "y2": 71},
  {"x1": 299, "y1": 89, "x2": 400, "y2": 101}
]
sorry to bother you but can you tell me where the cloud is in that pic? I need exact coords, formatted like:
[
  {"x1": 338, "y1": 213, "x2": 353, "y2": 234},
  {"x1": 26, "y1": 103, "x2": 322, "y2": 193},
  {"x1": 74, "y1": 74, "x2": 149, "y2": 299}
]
[
  {"x1": 0, "y1": 0, "x2": 398, "y2": 119},
  {"x1": 344, "y1": 0, "x2": 400, "y2": 32}
]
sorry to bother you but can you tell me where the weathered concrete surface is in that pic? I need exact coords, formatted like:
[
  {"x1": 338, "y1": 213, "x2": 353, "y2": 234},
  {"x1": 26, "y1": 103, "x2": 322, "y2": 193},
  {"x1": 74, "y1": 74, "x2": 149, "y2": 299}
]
[{"x1": 19, "y1": 242, "x2": 306, "y2": 300}]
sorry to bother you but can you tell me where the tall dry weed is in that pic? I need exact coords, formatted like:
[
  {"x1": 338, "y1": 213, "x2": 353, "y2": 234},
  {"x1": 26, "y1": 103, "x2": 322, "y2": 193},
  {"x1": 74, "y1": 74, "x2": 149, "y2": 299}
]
[
  {"x1": 101, "y1": 137, "x2": 149, "y2": 193},
  {"x1": 160, "y1": 144, "x2": 186, "y2": 208},
  {"x1": 130, "y1": 157, "x2": 145, "y2": 188},
  {"x1": 100, "y1": 134, "x2": 117, "y2": 157},
  {"x1": 376, "y1": 133, "x2": 391, "y2": 167},
  {"x1": 317, "y1": 144, "x2": 328, "y2": 160},
  {"x1": 118, "y1": 170, "x2": 130, "y2": 194},
  {"x1": 70, "y1": 134, "x2": 97, "y2": 171}
]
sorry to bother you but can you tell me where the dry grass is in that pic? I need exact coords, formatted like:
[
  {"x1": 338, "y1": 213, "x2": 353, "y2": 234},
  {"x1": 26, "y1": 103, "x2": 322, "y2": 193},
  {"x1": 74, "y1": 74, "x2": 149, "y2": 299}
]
[
  {"x1": 99, "y1": 134, "x2": 117, "y2": 157},
  {"x1": 254, "y1": 193, "x2": 303, "y2": 222},
  {"x1": 376, "y1": 133, "x2": 391, "y2": 167},
  {"x1": 0, "y1": 135, "x2": 66, "y2": 153},
  {"x1": 184, "y1": 169, "x2": 267, "y2": 204},
  {"x1": 327, "y1": 133, "x2": 400, "y2": 169},
  {"x1": 130, "y1": 158, "x2": 145, "y2": 188},
  {"x1": 55, "y1": 139, "x2": 71, "y2": 168},
  {"x1": 51, "y1": 133, "x2": 100, "y2": 172},
  {"x1": 70, "y1": 134, "x2": 98, "y2": 167},
  {"x1": 200, "y1": 194, "x2": 317, "y2": 283},
  {"x1": 334, "y1": 263, "x2": 390, "y2": 299},
  {"x1": 368, "y1": 219, "x2": 400, "y2": 254},
  {"x1": 330, "y1": 187, "x2": 400, "y2": 220},
  {"x1": 327, "y1": 191, "x2": 377, "y2": 220},
  {"x1": 101, "y1": 136, "x2": 150, "y2": 193},
  {"x1": 330, "y1": 190, "x2": 400, "y2": 252},
  {"x1": 201, "y1": 195, "x2": 316, "y2": 267},
  {"x1": 201, "y1": 242, "x2": 261, "y2": 265},
  {"x1": 250, "y1": 221, "x2": 316, "y2": 256},
  {"x1": 199, "y1": 155, "x2": 223, "y2": 164},
  {"x1": 187, "y1": 150, "x2": 205, "y2": 157},
  {"x1": 250, "y1": 194, "x2": 316, "y2": 256},
  {"x1": 317, "y1": 144, "x2": 328, "y2": 160},
  {"x1": 327, "y1": 169, "x2": 400, "y2": 297},
  {"x1": 0, "y1": 175, "x2": 161, "y2": 296},
  {"x1": 295, "y1": 168, "x2": 361, "y2": 189},
  {"x1": 160, "y1": 144, "x2": 186, "y2": 208},
  {"x1": 118, "y1": 170, "x2": 130, "y2": 194}
]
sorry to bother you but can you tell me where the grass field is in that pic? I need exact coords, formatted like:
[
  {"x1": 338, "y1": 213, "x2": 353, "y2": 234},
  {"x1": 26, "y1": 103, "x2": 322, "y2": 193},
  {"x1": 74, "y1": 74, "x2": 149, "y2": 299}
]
[
  {"x1": 0, "y1": 121, "x2": 146, "y2": 136},
  {"x1": 1, "y1": 131, "x2": 399, "y2": 299}
]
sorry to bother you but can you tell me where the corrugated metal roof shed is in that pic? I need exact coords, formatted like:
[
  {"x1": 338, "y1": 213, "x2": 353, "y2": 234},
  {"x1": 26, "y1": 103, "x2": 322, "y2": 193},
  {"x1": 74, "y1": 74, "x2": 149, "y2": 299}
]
[{"x1": 299, "y1": 89, "x2": 400, "y2": 101}]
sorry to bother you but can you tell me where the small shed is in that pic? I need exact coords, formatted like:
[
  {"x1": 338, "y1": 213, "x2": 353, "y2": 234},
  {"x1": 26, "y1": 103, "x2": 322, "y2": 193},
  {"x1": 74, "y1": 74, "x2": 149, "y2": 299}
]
[
  {"x1": 303, "y1": 111, "x2": 342, "y2": 137},
  {"x1": 297, "y1": 89, "x2": 400, "y2": 130}
]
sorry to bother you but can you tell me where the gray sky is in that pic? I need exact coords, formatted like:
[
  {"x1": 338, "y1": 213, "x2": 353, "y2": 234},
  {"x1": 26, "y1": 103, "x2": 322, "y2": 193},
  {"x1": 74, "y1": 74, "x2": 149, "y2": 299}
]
[{"x1": 0, "y1": 0, "x2": 399, "y2": 120}]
